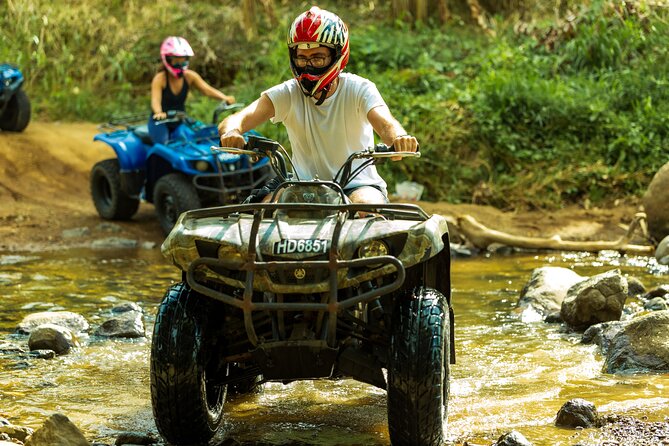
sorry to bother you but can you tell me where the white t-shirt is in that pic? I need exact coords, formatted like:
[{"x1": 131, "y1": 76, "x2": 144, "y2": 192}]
[{"x1": 263, "y1": 72, "x2": 388, "y2": 193}]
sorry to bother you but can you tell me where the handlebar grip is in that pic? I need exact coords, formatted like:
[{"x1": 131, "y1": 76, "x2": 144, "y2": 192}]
[
  {"x1": 374, "y1": 143, "x2": 394, "y2": 153},
  {"x1": 373, "y1": 143, "x2": 421, "y2": 153}
]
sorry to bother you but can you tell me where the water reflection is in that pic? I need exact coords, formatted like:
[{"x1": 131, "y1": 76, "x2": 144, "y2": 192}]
[{"x1": 0, "y1": 249, "x2": 667, "y2": 445}]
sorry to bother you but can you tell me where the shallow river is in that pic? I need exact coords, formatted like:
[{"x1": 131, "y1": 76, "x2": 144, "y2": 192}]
[{"x1": 1, "y1": 247, "x2": 667, "y2": 446}]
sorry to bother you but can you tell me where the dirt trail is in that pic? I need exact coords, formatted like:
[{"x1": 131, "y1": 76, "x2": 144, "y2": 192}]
[{"x1": 0, "y1": 122, "x2": 643, "y2": 252}]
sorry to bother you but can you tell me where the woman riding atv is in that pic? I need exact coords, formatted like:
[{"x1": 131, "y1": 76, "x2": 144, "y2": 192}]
[{"x1": 149, "y1": 36, "x2": 236, "y2": 145}]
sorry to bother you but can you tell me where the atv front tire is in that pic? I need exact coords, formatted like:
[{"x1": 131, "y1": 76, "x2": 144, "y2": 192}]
[
  {"x1": 150, "y1": 282, "x2": 226, "y2": 445},
  {"x1": 90, "y1": 159, "x2": 140, "y2": 220},
  {"x1": 153, "y1": 173, "x2": 201, "y2": 235},
  {"x1": 387, "y1": 287, "x2": 450, "y2": 446},
  {"x1": 0, "y1": 89, "x2": 30, "y2": 132}
]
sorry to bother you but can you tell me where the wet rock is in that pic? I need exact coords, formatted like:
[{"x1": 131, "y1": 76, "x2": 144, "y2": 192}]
[
  {"x1": 656, "y1": 235, "x2": 669, "y2": 264},
  {"x1": 28, "y1": 349, "x2": 57, "y2": 359},
  {"x1": 544, "y1": 311, "x2": 563, "y2": 323},
  {"x1": 450, "y1": 243, "x2": 474, "y2": 258},
  {"x1": 114, "y1": 431, "x2": 158, "y2": 445},
  {"x1": 604, "y1": 310, "x2": 669, "y2": 374},
  {"x1": 517, "y1": 267, "x2": 584, "y2": 322},
  {"x1": 494, "y1": 430, "x2": 533, "y2": 445},
  {"x1": 24, "y1": 413, "x2": 90, "y2": 446},
  {"x1": 91, "y1": 238, "x2": 138, "y2": 249},
  {"x1": 626, "y1": 276, "x2": 646, "y2": 296},
  {"x1": 0, "y1": 422, "x2": 34, "y2": 442},
  {"x1": 28, "y1": 324, "x2": 79, "y2": 355},
  {"x1": 642, "y1": 285, "x2": 669, "y2": 300},
  {"x1": 16, "y1": 311, "x2": 89, "y2": 335},
  {"x1": 61, "y1": 227, "x2": 90, "y2": 238},
  {"x1": 582, "y1": 320, "x2": 626, "y2": 354},
  {"x1": 644, "y1": 296, "x2": 669, "y2": 311},
  {"x1": 561, "y1": 269, "x2": 628, "y2": 331},
  {"x1": 643, "y1": 161, "x2": 669, "y2": 242},
  {"x1": 94, "y1": 308, "x2": 145, "y2": 338},
  {"x1": 111, "y1": 303, "x2": 142, "y2": 314},
  {"x1": 555, "y1": 398, "x2": 599, "y2": 428}
]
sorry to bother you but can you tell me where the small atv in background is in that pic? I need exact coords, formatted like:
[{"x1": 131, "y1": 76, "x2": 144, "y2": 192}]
[
  {"x1": 153, "y1": 135, "x2": 455, "y2": 446},
  {"x1": 0, "y1": 64, "x2": 31, "y2": 132},
  {"x1": 90, "y1": 103, "x2": 272, "y2": 234}
]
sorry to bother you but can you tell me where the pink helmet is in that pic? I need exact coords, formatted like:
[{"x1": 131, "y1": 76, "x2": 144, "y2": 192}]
[
  {"x1": 287, "y1": 7, "x2": 349, "y2": 101},
  {"x1": 160, "y1": 36, "x2": 194, "y2": 78}
]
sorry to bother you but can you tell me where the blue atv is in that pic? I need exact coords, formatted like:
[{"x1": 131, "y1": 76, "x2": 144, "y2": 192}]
[
  {"x1": 0, "y1": 64, "x2": 31, "y2": 132},
  {"x1": 91, "y1": 104, "x2": 272, "y2": 234}
]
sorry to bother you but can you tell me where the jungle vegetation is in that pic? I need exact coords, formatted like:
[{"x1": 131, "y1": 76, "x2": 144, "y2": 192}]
[{"x1": 1, "y1": 0, "x2": 667, "y2": 209}]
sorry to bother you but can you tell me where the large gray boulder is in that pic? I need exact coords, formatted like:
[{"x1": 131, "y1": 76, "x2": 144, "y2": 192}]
[
  {"x1": 642, "y1": 161, "x2": 669, "y2": 242},
  {"x1": 16, "y1": 311, "x2": 89, "y2": 335},
  {"x1": 517, "y1": 267, "x2": 584, "y2": 322},
  {"x1": 561, "y1": 269, "x2": 627, "y2": 330},
  {"x1": 604, "y1": 310, "x2": 669, "y2": 374}
]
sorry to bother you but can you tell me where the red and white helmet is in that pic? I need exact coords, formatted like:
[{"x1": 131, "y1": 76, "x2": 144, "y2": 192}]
[
  {"x1": 287, "y1": 7, "x2": 349, "y2": 100},
  {"x1": 160, "y1": 36, "x2": 194, "y2": 78}
]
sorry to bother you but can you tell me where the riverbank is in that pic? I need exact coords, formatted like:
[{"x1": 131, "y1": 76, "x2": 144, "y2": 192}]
[{"x1": 0, "y1": 122, "x2": 646, "y2": 253}]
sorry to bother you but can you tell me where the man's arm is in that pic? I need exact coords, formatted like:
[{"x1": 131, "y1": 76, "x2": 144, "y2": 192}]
[
  {"x1": 367, "y1": 105, "x2": 418, "y2": 153},
  {"x1": 218, "y1": 94, "x2": 275, "y2": 148}
]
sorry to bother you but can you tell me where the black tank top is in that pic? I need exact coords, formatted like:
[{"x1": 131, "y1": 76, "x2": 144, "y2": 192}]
[{"x1": 161, "y1": 75, "x2": 189, "y2": 112}]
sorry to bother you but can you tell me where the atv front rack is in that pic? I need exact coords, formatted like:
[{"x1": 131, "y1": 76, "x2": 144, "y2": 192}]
[{"x1": 182, "y1": 202, "x2": 430, "y2": 347}]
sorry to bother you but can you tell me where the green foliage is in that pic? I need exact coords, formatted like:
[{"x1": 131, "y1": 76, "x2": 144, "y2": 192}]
[{"x1": 1, "y1": 0, "x2": 667, "y2": 209}]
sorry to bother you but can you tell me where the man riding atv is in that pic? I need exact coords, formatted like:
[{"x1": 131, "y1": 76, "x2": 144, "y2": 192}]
[{"x1": 218, "y1": 6, "x2": 418, "y2": 205}]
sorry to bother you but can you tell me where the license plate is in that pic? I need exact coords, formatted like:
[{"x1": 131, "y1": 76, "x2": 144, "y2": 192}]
[{"x1": 273, "y1": 239, "x2": 329, "y2": 255}]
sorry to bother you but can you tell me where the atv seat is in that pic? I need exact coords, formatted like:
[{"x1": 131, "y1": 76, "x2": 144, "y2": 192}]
[{"x1": 130, "y1": 124, "x2": 153, "y2": 145}]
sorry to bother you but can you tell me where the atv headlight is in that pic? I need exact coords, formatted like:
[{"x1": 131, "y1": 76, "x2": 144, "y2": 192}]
[
  {"x1": 357, "y1": 240, "x2": 389, "y2": 268},
  {"x1": 194, "y1": 160, "x2": 211, "y2": 172}
]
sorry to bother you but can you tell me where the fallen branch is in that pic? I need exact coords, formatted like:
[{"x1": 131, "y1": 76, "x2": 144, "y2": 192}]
[{"x1": 456, "y1": 212, "x2": 655, "y2": 255}]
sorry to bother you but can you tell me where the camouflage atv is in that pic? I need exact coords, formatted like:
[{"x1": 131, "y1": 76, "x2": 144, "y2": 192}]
[{"x1": 152, "y1": 135, "x2": 455, "y2": 446}]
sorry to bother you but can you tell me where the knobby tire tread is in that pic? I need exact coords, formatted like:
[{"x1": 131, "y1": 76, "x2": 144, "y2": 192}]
[
  {"x1": 388, "y1": 287, "x2": 450, "y2": 446},
  {"x1": 150, "y1": 282, "x2": 224, "y2": 445}
]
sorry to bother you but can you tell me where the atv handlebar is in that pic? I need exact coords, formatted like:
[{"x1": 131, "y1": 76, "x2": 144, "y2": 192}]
[{"x1": 212, "y1": 135, "x2": 420, "y2": 187}]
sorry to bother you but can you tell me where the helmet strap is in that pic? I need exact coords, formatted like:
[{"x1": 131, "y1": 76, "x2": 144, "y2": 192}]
[{"x1": 314, "y1": 86, "x2": 328, "y2": 106}]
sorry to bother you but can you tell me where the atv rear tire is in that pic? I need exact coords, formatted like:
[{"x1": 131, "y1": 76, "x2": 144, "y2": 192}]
[
  {"x1": 150, "y1": 282, "x2": 226, "y2": 445},
  {"x1": 90, "y1": 159, "x2": 140, "y2": 220},
  {"x1": 153, "y1": 173, "x2": 201, "y2": 235},
  {"x1": 387, "y1": 287, "x2": 450, "y2": 446},
  {"x1": 0, "y1": 89, "x2": 30, "y2": 132}
]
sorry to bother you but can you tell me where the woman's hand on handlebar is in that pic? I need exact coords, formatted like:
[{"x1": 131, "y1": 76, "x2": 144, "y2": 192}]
[{"x1": 153, "y1": 111, "x2": 167, "y2": 121}]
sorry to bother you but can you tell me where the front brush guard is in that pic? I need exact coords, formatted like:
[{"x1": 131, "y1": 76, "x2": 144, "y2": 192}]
[{"x1": 183, "y1": 202, "x2": 426, "y2": 348}]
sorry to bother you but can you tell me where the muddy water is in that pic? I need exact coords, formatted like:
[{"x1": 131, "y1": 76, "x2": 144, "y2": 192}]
[{"x1": 0, "y1": 248, "x2": 667, "y2": 446}]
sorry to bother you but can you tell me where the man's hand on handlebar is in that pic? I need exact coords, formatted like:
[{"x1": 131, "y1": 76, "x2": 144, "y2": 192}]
[
  {"x1": 392, "y1": 134, "x2": 419, "y2": 161},
  {"x1": 219, "y1": 128, "x2": 246, "y2": 149}
]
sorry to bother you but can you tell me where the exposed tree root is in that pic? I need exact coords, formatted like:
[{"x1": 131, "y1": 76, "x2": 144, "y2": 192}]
[{"x1": 456, "y1": 212, "x2": 655, "y2": 255}]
